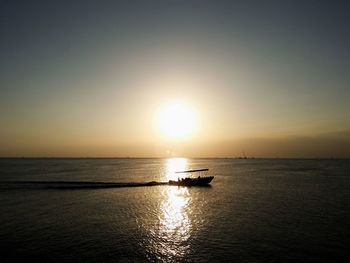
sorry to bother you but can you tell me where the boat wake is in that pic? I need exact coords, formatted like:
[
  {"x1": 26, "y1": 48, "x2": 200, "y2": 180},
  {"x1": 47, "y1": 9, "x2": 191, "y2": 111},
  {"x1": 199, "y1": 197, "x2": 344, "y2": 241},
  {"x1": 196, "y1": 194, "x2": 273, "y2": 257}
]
[{"x1": 0, "y1": 181, "x2": 169, "y2": 190}]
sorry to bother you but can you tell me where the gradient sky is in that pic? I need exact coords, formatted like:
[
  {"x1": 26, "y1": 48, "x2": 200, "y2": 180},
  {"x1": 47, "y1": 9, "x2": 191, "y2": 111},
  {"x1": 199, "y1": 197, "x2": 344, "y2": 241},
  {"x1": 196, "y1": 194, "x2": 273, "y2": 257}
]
[{"x1": 1, "y1": 0, "x2": 350, "y2": 157}]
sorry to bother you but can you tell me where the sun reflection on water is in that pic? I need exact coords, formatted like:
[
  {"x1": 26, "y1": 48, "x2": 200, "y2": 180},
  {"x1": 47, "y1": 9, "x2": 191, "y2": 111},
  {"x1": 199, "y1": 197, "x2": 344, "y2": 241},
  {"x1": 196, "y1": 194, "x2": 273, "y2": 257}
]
[
  {"x1": 158, "y1": 186, "x2": 191, "y2": 257},
  {"x1": 164, "y1": 157, "x2": 188, "y2": 181},
  {"x1": 159, "y1": 158, "x2": 192, "y2": 257},
  {"x1": 144, "y1": 158, "x2": 193, "y2": 261}
]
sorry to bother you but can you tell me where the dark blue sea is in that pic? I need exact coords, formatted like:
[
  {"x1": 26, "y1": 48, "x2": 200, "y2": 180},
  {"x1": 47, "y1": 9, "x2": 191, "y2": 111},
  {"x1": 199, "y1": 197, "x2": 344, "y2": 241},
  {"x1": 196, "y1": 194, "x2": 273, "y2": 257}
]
[{"x1": 0, "y1": 158, "x2": 349, "y2": 262}]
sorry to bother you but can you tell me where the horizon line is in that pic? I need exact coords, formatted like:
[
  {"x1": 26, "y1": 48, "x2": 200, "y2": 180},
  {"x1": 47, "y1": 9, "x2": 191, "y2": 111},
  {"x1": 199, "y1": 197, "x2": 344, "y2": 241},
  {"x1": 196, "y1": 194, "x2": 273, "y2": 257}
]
[{"x1": 0, "y1": 156, "x2": 349, "y2": 160}]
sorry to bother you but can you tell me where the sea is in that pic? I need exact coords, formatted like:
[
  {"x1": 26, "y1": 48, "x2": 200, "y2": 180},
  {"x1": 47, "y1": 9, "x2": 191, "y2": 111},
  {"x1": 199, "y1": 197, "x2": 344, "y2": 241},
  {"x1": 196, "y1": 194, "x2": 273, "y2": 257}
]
[{"x1": 0, "y1": 158, "x2": 349, "y2": 262}]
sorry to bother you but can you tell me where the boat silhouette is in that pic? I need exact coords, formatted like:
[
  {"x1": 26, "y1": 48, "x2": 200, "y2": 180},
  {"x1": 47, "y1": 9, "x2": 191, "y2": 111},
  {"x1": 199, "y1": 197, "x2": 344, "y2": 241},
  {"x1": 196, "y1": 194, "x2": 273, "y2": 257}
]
[{"x1": 169, "y1": 168, "x2": 214, "y2": 186}]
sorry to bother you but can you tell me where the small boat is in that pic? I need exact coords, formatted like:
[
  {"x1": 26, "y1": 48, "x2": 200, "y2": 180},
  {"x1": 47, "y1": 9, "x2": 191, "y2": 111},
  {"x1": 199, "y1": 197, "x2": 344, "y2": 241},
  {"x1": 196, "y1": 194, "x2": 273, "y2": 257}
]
[{"x1": 168, "y1": 168, "x2": 214, "y2": 186}]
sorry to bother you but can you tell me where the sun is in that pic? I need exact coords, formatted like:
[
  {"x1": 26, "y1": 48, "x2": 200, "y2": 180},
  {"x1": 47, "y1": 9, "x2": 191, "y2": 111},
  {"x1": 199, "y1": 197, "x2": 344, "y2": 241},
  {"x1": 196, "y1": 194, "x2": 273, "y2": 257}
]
[{"x1": 156, "y1": 102, "x2": 196, "y2": 140}]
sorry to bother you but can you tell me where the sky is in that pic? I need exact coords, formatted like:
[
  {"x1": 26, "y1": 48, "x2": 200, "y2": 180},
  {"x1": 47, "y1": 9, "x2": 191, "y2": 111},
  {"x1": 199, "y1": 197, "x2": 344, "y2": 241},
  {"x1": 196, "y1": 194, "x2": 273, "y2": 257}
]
[{"x1": 1, "y1": 0, "x2": 350, "y2": 158}]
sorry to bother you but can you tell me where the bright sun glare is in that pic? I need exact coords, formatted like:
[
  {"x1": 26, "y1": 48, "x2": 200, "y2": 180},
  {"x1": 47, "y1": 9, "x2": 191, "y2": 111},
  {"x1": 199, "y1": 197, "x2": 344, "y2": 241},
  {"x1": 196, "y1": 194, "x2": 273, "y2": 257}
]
[{"x1": 156, "y1": 102, "x2": 196, "y2": 140}]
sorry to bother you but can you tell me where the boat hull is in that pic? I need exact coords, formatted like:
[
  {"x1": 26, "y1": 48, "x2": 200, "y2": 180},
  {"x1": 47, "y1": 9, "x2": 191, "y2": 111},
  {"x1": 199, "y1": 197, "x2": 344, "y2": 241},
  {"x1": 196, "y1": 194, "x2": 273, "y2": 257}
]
[{"x1": 169, "y1": 176, "x2": 214, "y2": 186}]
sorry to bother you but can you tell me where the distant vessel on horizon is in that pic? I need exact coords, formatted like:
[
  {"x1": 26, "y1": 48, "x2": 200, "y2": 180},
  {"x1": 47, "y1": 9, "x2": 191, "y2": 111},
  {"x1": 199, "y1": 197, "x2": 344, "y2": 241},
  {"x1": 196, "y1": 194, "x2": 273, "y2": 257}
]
[{"x1": 236, "y1": 151, "x2": 255, "y2": 159}]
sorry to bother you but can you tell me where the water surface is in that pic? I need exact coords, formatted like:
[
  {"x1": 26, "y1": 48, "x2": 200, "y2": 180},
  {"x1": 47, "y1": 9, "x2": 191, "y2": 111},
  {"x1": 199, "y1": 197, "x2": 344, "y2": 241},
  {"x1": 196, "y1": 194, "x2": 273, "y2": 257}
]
[{"x1": 0, "y1": 158, "x2": 349, "y2": 262}]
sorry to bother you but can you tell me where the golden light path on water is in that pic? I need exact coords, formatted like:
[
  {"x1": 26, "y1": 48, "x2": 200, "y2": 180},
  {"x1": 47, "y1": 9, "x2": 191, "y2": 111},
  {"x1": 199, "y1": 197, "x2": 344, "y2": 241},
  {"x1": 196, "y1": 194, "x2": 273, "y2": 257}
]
[
  {"x1": 144, "y1": 158, "x2": 193, "y2": 260},
  {"x1": 160, "y1": 158, "x2": 191, "y2": 255},
  {"x1": 165, "y1": 157, "x2": 188, "y2": 181}
]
